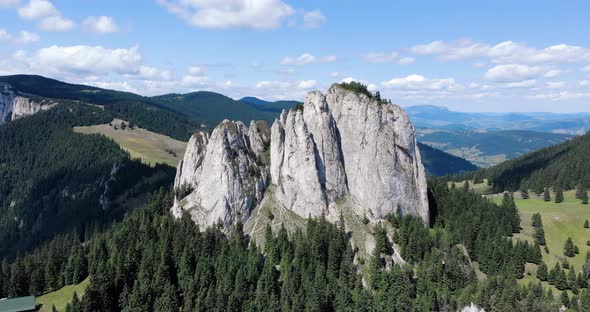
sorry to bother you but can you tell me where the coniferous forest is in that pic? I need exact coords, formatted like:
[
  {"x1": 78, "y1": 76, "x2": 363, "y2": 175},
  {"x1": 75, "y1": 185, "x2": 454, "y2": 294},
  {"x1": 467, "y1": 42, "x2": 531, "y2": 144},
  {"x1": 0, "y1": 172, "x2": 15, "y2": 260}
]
[
  {"x1": 2, "y1": 179, "x2": 588, "y2": 311},
  {"x1": 451, "y1": 131, "x2": 590, "y2": 193}
]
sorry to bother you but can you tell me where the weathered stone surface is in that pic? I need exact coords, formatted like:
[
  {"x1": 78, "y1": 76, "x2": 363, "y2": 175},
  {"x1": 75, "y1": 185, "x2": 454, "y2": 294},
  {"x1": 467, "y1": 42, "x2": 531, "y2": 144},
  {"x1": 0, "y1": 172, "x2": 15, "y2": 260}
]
[
  {"x1": 0, "y1": 83, "x2": 55, "y2": 124},
  {"x1": 173, "y1": 84, "x2": 429, "y2": 228},
  {"x1": 270, "y1": 84, "x2": 429, "y2": 223},
  {"x1": 172, "y1": 120, "x2": 270, "y2": 228}
]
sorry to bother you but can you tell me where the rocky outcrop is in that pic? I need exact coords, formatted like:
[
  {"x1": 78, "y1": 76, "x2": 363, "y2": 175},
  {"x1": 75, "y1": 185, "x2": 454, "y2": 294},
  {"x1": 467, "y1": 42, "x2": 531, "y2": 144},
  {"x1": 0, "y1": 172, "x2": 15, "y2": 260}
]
[
  {"x1": 270, "y1": 84, "x2": 429, "y2": 223},
  {"x1": 173, "y1": 84, "x2": 429, "y2": 228},
  {"x1": 172, "y1": 120, "x2": 270, "y2": 228},
  {"x1": 0, "y1": 83, "x2": 55, "y2": 124}
]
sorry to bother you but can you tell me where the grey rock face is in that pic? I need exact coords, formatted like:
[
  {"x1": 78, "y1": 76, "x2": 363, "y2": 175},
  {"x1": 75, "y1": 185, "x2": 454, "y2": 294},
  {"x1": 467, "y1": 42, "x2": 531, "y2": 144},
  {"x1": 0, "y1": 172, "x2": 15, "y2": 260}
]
[
  {"x1": 270, "y1": 84, "x2": 429, "y2": 223},
  {"x1": 173, "y1": 84, "x2": 429, "y2": 228},
  {"x1": 0, "y1": 83, "x2": 55, "y2": 124},
  {"x1": 172, "y1": 120, "x2": 270, "y2": 228}
]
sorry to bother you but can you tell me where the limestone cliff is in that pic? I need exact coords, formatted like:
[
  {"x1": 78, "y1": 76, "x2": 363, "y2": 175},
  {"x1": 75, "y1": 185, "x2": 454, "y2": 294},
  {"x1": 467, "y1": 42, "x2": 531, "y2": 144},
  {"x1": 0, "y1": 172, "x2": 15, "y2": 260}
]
[
  {"x1": 0, "y1": 82, "x2": 55, "y2": 124},
  {"x1": 270, "y1": 84, "x2": 428, "y2": 223},
  {"x1": 171, "y1": 120, "x2": 270, "y2": 228},
  {"x1": 173, "y1": 84, "x2": 429, "y2": 228}
]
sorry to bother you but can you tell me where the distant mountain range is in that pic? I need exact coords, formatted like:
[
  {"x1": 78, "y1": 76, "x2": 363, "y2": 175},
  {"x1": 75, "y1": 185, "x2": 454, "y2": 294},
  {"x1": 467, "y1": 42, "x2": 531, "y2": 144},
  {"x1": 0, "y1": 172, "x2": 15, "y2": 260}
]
[{"x1": 405, "y1": 105, "x2": 590, "y2": 134}]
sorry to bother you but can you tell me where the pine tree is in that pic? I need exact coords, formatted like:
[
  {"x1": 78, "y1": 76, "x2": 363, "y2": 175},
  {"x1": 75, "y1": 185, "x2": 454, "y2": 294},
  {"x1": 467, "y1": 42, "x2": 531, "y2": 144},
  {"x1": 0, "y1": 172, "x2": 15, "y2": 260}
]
[
  {"x1": 561, "y1": 290, "x2": 570, "y2": 308},
  {"x1": 537, "y1": 262, "x2": 548, "y2": 281},
  {"x1": 463, "y1": 181, "x2": 470, "y2": 192},
  {"x1": 565, "y1": 237, "x2": 576, "y2": 257},
  {"x1": 534, "y1": 227, "x2": 546, "y2": 246},
  {"x1": 521, "y1": 189, "x2": 529, "y2": 199},
  {"x1": 585, "y1": 220, "x2": 590, "y2": 229},
  {"x1": 583, "y1": 189, "x2": 589, "y2": 205},
  {"x1": 555, "y1": 186, "x2": 564, "y2": 203},
  {"x1": 544, "y1": 188, "x2": 551, "y2": 202},
  {"x1": 531, "y1": 213, "x2": 543, "y2": 228}
]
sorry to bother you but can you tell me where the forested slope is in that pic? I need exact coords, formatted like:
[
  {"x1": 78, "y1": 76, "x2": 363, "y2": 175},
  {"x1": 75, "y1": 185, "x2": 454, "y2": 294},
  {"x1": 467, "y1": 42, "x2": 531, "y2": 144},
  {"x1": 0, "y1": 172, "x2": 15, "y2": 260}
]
[
  {"x1": 418, "y1": 142, "x2": 478, "y2": 176},
  {"x1": 0, "y1": 102, "x2": 175, "y2": 257},
  {"x1": 3, "y1": 180, "x2": 583, "y2": 311},
  {"x1": 451, "y1": 132, "x2": 589, "y2": 192}
]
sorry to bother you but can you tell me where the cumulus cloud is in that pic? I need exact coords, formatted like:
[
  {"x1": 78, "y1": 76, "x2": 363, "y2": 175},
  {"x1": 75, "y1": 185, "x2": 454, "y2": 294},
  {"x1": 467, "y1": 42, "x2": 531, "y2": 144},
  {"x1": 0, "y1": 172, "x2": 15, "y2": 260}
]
[
  {"x1": 409, "y1": 39, "x2": 590, "y2": 65},
  {"x1": 15, "y1": 30, "x2": 39, "y2": 43},
  {"x1": 381, "y1": 74, "x2": 460, "y2": 91},
  {"x1": 0, "y1": 29, "x2": 11, "y2": 40},
  {"x1": 39, "y1": 15, "x2": 74, "y2": 31},
  {"x1": 83, "y1": 16, "x2": 118, "y2": 33},
  {"x1": 303, "y1": 9, "x2": 325, "y2": 28},
  {"x1": 0, "y1": 0, "x2": 20, "y2": 7},
  {"x1": 281, "y1": 53, "x2": 336, "y2": 66},
  {"x1": 484, "y1": 64, "x2": 544, "y2": 82},
  {"x1": 187, "y1": 66, "x2": 206, "y2": 76},
  {"x1": 158, "y1": 0, "x2": 295, "y2": 30},
  {"x1": 362, "y1": 52, "x2": 414, "y2": 65},
  {"x1": 546, "y1": 81, "x2": 566, "y2": 89},
  {"x1": 17, "y1": 0, "x2": 56, "y2": 19},
  {"x1": 17, "y1": 0, "x2": 74, "y2": 31},
  {"x1": 544, "y1": 70, "x2": 561, "y2": 78},
  {"x1": 410, "y1": 39, "x2": 490, "y2": 60},
  {"x1": 14, "y1": 45, "x2": 142, "y2": 76}
]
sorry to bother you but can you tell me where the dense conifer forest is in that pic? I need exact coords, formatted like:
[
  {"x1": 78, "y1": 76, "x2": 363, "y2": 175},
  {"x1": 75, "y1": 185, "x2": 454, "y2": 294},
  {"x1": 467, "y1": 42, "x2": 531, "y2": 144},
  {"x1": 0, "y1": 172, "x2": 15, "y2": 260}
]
[
  {"x1": 450, "y1": 132, "x2": 590, "y2": 193},
  {"x1": 0, "y1": 101, "x2": 176, "y2": 258},
  {"x1": 2, "y1": 180, "x2": 588, "y2": 311}
]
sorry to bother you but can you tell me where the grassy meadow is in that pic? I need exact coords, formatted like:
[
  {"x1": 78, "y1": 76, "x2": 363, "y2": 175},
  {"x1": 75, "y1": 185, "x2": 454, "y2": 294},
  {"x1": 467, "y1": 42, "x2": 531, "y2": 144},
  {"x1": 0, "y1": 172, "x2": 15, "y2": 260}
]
[
  {"x1": 36, "y1": 277, "x2": 90, "y2": 312},
  {"x1": 74, "y1": 119, "x2": 188, "y2": 167}
]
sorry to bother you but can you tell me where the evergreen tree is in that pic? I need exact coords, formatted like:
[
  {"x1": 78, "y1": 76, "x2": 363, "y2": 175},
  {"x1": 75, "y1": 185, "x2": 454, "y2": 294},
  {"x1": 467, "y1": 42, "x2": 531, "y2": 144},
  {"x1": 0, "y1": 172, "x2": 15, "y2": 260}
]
[
  {"x1": 565, "y1": 237, "x2": 576, "y2": 257},
  {"x1": 543, "y1": 188, "x2": 551, "y2": 202},
  {"x1": 555, "y1": 186, "x2": 564, "y2": 203},
  {"x1": 585, "y1": 219, "x2": 590, "y2": 228},
  {"x1": 521, "y1": 189, "x2": 529, "y2": 199},
  {"x1": 561, "y1": 290, "x2": 570, "y2": 308},
  {"x1": 531, "y1": 213, "x2": 543, "y2": 228},
  {"x1": 537, "y1": 262, "x2": 548, "y2": 281}
]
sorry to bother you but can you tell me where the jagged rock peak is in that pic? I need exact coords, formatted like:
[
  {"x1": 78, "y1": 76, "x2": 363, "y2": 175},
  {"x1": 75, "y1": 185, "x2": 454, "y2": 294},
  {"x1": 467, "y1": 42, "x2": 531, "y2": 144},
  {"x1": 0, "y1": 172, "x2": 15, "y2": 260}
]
[
  {"x1": 271, "y1": 84, "x2": 429, "y2": 223},
  {"x1": 172, "y1": 120, "x2": 270, "y2": 228}
]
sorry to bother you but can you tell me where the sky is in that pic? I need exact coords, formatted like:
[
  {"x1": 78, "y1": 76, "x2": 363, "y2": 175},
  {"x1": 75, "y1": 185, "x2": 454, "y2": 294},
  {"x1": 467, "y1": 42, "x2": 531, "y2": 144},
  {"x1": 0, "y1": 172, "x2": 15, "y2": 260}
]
[{"x1": 1, "y1": 0, "x2": 590, "y2": 112}]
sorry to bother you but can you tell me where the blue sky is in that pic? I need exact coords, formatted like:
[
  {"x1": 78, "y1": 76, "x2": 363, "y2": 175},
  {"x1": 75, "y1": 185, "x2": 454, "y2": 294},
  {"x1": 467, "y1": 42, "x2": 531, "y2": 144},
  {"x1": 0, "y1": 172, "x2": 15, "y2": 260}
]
[{"x1": 1, "y1": 0, "x2": 590, "y2": 112}]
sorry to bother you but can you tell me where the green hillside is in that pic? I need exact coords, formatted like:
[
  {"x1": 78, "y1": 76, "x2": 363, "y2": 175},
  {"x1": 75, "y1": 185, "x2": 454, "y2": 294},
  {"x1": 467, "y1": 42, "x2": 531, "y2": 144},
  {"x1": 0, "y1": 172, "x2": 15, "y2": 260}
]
[
  {"x1": 453, "y1": 132, "x2": 589, "y2": 193},
  {"x1": 418, "y1": 142, "x2": 478, "y2": 176},
  {"x1": 0, "y1": 75, "x2": 200, "y2": 140},
  {"x1": 152, "y1": 92, "x2": 279, "y2": 129}
]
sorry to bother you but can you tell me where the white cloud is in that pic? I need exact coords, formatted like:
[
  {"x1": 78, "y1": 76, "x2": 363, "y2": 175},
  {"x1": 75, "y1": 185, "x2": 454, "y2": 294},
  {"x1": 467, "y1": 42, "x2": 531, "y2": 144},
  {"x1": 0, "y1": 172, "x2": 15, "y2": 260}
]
[
  {"x1": 409, "y1": 39, "x2": 590, "y2": 65},
  {"x1": 397, "y1": 57, "x2": 415, "y2": 65},
  {"x1": 362, "y1": 52, "x2": 414, "y2": 65},
  {"x1": 17, "y1": 45, "x2": 142, "y2": 75},
  {"x1": 529, "y1": 91, "x2": 590, "y2": 101},
  {"x1": 17, "y1": 0, "x2": 74, "y2": 32},
  {"x1": 187, "y1": 66, "x2": 206, "y2": 76},
  {"x1": 544, "y1": 70, "x2": 561, "y2": 78},
  {"x1": 583, "y1": 65, "x2": 590, "y2": 72},
  {"x1": 83, "y1": 16, "x2": 118, "y2": 33},
  {"x1": 39, "y1": 15, "x2": 74, "y2": 31},
  {"x1": 484, "y1": 64, "x2": 544, "y2": 82},
  {"x1": 329, "y1": 72, "x2": 341, "y2": 78},
  {"x1": 303, "y1": 9, "x2": 325, "y2": 29},
  {"x1": 182, "y1": 74, "x2": 209, "y2": 86},
  {"x1": 340, "y1": 77, "x2": 377, "y2": 92},
  {"x1": 381, "y1": 74, "x2": 461, "y2": 91},
  {"x1": 158, "y1": 0, "x2": 295, "y2": 30},
  {"x1": 134, "y1": 65, "x2": 172, "y2": 80},
  {"x1": 281, "y1": 53, "x2": 336, "y2": 66},
  {"x1": 580, "y1": 80, "x2": 590, "y2": 87},
  {"x1": 501, "y1": 80, "x2": 537, "y2": 88},
  {"x1": 297, "y1": 80, "x2": 316, "y2": 89},
  {"x1": 410, "y1": 39, "x2": 490, "y2": 60},
  {"x1": 0, "y1": 0, "x2": 21, "y2": 7},
  {"x1": 546, "y1": 81, "x2": 566, "y2": 89},
  {"x1": 15, "y1": 30, "x2": 39, "y2": 43},
  {"x1": 17, "y1": 0, "x2": 56, "y2": 19},
  {"x1": 0, "y1": 29, "x2": 11, "y2": 40}
]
